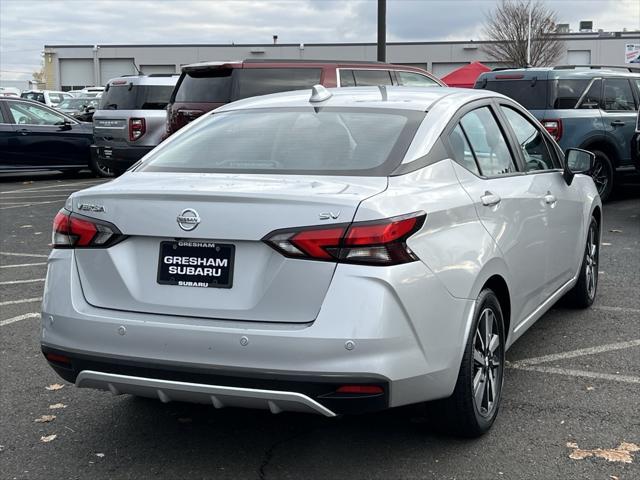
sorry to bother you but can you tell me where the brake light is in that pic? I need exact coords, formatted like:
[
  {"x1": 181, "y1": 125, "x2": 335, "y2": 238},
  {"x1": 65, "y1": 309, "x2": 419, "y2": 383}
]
[
  {"x1": 495, "y1": 74, "x2": 524, "y2": 80},
  {"x1": 263, "y1": 212, "x2": 425, "y2": 266},
  {"x1": 51, "y1": 209, "x2": 123, "y2": 248},
  {"x1": 336, "y1": 385, "x2": 384, "y2": 394},
  {"x1": 129, "y1": 118, "x2": 146, "y2": 141},
  {"x1": 543, "y1": 119, "x2": 562, "y2": 141}
]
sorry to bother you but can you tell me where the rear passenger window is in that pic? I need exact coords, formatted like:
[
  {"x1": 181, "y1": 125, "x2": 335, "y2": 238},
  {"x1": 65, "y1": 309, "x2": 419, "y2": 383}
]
[
  {"x1": 577, "y1": 79, "x2": 602, "y2": 109},
  {"x1": 500, "y1": 106, "x2": 558, "y2": 171},
  {"x1": 551, "y1": 80, "x2": 590, "y2": 109},
  {"x1": 397, "y1": 71, "x2": 439, "y2": 87},
  {"x1": 352, "y1": 70, "x2": 393, "y2": 86},
  {"x1": 602, "y1": 79, "x2": 636, "y2": 111},
  {"x1": 449, "y1": 125, "x2": 480, "y2": 175},
  {"x1": 460, "y1": 107, "x2": 516, "y2": 176},
  {"x1": 232, "y1": 68, "x2": 322, "y2": 100},
  {"x1": 339, "y1": 70, "x2": 356, "y2": 87}
]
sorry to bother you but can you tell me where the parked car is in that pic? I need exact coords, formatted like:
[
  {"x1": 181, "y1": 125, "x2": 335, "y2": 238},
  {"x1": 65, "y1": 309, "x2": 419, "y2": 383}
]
[
  {"x1": 475, "y1": 65, "x2": 640, "y2": 201},
  {"x1": 91, "y1": 74, "x2": 179, "y2": 176},
  {"x1": 633, "y1": 108, "x2": 640, "y2": 172},
  {"x1": 167, "y1": 59, "x2": 444, "y2": 137},
  {"x1": 68, "y1": 87, "x2": 104, "y2": 98},
  {"x1": 20, "y1": 90, "x2": 73, "y2": 108},
  {"x1": 42, "y1": 86, "x2": 601, "y2": 437},
  {"x1": 0, "y1": 97, "x2": 112, "y2": 176},
  {"x1": 0, "y1": 87, "x2": 21, "y2": 97},
  {"x1": 56, "y1": 97, "x2": 100, "y2": 122}
]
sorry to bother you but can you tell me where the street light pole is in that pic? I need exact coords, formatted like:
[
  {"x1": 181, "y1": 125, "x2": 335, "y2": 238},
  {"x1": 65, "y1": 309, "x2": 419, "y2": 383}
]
[{"x1": 377, "y1": 0, "x2": 386, "y2": 62}]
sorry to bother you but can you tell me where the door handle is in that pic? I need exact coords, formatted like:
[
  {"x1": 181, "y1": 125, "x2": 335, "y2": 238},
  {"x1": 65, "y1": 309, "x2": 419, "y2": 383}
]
[
  {"x1": 544, "y1": 193, "x2": 557, "y2": 205},
  {"x1": 17, "y1": 129, "x2": 29, "y2": 136},
  {"x1": 481, "y1": 191, "x2": 501, "y2": 207},
  {"x1": 610, "y1": 120, "x2": 625, "y2": 127}
]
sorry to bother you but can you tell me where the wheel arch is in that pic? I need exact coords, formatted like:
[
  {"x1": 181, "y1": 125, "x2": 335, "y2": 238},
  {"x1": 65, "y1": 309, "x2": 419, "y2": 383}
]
[
  {"x1": 482, "y1": 275, "x2": 512, "y2": 344},
  {"x1": 580, "y1": 137, "x2": 620, "y2": 167}
]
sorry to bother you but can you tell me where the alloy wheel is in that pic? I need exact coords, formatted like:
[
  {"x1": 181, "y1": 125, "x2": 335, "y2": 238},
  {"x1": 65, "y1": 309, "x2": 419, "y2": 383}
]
[
  {"x1": 585, "y1": 223, "x2": 599, "y2": 300},
  {"x1": 472, "y1": 308, "x2": 502, "y2": 418},
  {"x1": 590, "y1": 156, "x2": 609, "y2": 197}
]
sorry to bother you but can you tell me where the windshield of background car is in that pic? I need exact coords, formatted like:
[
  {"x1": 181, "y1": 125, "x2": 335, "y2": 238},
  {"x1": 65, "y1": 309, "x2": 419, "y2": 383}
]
[
  {"x1": 138, "y1": 107, "x2": 424, "y2": 176},
  {"x1": 20, "y1": 92, "x2": 45, "y2": 103},
  {"x1": 59, "y1": 98, "x2": 98, "y2": 109},
  {"x1": 100, "y1": 84, "x2": 175, "y2": 110},
  {"x1": 480, "y1": 79, "x2": 548, "y2": 109}
]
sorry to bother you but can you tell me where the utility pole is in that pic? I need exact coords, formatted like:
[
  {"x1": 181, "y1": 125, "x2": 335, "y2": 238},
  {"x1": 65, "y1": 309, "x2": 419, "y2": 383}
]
[
  {"x1": 377, "y1": 0, "x2": 386, "y2": 62},
  {"x1": 526, "y1": 2, "x2": 532, "y2": 66}
]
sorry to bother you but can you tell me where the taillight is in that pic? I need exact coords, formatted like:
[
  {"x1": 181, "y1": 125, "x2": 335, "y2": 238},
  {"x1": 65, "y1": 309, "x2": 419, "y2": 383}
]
[
  {"x1": 543, "y1": 119, "x2": 562, "y2": 141},
  {"x1": 263, "y1": 212, "x2": 425, "y2": 266},
  {"x1": 129, "y1": 118, "x2": 146, "y2": 141},
  {"x1": 51, "y1": 209, "x2": 123, "y2": 248}
]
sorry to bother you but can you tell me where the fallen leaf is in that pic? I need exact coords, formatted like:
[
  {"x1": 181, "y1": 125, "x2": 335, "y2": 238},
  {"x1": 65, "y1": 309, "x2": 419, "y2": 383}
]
[
  {"x1": 49, "y1": 403, "x2": 67, "y2": 410},
  {"x1": 95, "y1": 453, "x2": 105, "y2": 458},
  {"x1": 45, "y1": 384, "x2": 64, "y2": 391},
  {"x1": 609, "y1": 229, "x2": 622, "y2": 233},
  {"x1": 40, "y1": 434, "x2": 57, "y2": 443},
  {"x1": 567, "y1": 441, "x2": 639, "y2": 464},
  {"x1": 610, "y1": 475, "x2": 619, "y2": 480},
  {"x1": 586, "y1": 386, "x2": 595, "y2": 391},
  {"x1": 34, "y1": 415, "x2": 56, "y2": 423}
]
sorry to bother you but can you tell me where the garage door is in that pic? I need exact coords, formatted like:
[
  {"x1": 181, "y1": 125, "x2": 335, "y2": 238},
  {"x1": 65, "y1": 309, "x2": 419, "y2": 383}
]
[
  {"x1": 60, "y1": 59, "x2": 94, "y2": 88},
  {"x1": 100, "y1": 59, "x2": 137, "y2": 85},
  {"x1": 432, "y1": 62, "x2": 469, "y2": 78},
  {"x1": 567, "y1": 50, "x2": 591, "y2": 65},
  {"x1": 140, "y1": 65, "x2": 176, "y2": 75}
]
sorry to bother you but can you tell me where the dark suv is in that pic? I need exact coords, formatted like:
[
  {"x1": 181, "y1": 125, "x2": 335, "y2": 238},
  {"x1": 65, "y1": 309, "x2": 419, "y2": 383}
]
[
  {"x1": 167, "y1": 59, "x2": 444, "y2": 136},
  {"x1": 475, "y1": 66, "x2": 640, "y2": 201}
]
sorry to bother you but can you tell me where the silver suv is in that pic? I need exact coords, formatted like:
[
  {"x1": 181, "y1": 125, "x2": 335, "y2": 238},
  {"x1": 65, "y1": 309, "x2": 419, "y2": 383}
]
[{"x1": 91, "y1": 74, "x2": 178, "y2": 176}]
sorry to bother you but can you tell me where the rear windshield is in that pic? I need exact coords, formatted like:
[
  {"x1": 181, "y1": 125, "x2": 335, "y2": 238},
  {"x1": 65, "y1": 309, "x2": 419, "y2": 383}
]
[
  {"x1": 479, "y1": 78, "x2": 594, "y2": 110},
  {"x1": 21, "y1": 92, "x2": 45, "y2": 103},
  {"x1": 480, "y1": 80, "x2": 548, "y2": 109},
  {"x1": 100, "y1": 84, "x2": 174, "y2": 110},
  {"x1": 173, "y1": 68, "x2": 323, "y2": 104},
  {"x1": 138, "y1": 107, "x2": 423, "y2": 176}
]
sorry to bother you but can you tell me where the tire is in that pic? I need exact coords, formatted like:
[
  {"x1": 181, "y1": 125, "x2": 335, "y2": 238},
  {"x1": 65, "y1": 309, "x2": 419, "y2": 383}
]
[
  {"x1": 590, "y1": 150, "x2": 614, "y2": 202},
  {"x1": 426, "y1": 289, "x2": 505, "y2": 437},
  {"x1": 90, "y1": 156, "x2": 114, "y2": 178},
  {"x1": 564, "y1": 216, "x2": 599, "y2": 308}
]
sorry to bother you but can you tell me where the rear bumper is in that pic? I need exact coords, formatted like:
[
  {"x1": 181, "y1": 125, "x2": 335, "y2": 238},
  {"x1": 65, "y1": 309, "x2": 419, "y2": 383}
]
[
  {"x1": 41, "y1": 249, "x2": 475, "y2": 415},
  {"x1": 90, "y1": 144, "x2": 153, "y2": 170},
  {"x1": 42, "y1": 346, "x2": 388, "y2": 415}
]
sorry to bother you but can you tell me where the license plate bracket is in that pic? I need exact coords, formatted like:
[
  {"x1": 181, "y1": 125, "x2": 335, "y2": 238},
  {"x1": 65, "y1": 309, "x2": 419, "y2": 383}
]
[{"x1": 157, "y1": 240, "x2": 234, "y2": 288}]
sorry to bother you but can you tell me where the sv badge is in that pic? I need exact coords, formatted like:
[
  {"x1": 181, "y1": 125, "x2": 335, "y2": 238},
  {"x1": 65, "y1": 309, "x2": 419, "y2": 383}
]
[{"x1": 319, "y1": 211, "x2": 341, "y2": 220}]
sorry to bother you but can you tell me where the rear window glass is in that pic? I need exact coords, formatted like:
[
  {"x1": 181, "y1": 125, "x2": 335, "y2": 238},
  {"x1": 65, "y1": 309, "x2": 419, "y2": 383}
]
[
  {"x1": 100, "y1": 84, "x2": 175, "y2": 110},
  {"x1": 21, "y1": 92, "x2": 45, "y2": 103},
  {"x1": 231, "y1": 68, "x2": 322, "y2": 100},
  {"x1": 138, "y1": 107, "x2": 423, "y2": 176},
  {"x1": 480, "y1": 80, "x2": 548, "y2": 110},
  {"x1": 175, "y1": 69, "x2": 233, "y2": 103}
]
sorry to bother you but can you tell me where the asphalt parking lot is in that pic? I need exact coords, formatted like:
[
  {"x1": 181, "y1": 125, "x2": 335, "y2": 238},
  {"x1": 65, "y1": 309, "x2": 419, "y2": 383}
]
[{"x1": 0, "y1": 172, "x2": 638, "y2": 480}]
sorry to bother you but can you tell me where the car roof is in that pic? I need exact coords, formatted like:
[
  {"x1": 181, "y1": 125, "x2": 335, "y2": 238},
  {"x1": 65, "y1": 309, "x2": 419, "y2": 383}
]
[
  {"x1": 480, "y1": 66, "x2": 640, "y2": 81},
  {"x1": 181, "y1": 58, "x2": 434, "y2": 73},
  {"x1": 215, "y1": 86, "x2": 501, "y2": 113}
]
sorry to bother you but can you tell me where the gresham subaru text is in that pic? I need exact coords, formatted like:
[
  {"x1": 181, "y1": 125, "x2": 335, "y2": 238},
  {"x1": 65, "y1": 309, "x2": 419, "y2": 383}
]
[{"x1": 41, "y1": 85, "x2": 601, "y2": 438}]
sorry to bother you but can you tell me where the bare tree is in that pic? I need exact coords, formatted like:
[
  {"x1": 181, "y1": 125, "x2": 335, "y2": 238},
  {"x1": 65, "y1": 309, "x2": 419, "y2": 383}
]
[{"x1": 482, "y1": 0, "x2": 564, "y2": 67}]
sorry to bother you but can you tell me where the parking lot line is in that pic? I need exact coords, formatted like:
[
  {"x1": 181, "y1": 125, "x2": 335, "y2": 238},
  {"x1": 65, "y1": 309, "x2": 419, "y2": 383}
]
[
  {"x1": 0, "y1": 200, "x2": 67, "y2": 210},
  {"x1": 0, "y1": 262, "x2": 47, "y2": 269},
  {"x1": 0, "y1": 312, "x2": 40, "y2": 327},
  {"x1": 0, "y1": 278, "x2": 45, "y2": 285},
  {"x1": 0, "y1": 180, "x2": 106, "y2": 195},
  {"x1": 510, "y1": 339, "x2": 640, "y2": 367},
  {"x1": 593, "y1": 305, "x2": 640, "y2": 314},
  {"x1": 510, "y1": 365, "x2": 640, "y2": 384},
  {"x1": 0, "y1": 251, "x2": 48, "y2": 258},
  {"x1": 0, "y1": 297, "x2": 42, "y2": 306}
]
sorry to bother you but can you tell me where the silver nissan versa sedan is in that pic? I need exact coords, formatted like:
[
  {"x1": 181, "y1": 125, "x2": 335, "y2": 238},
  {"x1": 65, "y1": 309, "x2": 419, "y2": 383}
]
[{"x1": 42, "y1": 86, "x2": 601, "y2": 437}]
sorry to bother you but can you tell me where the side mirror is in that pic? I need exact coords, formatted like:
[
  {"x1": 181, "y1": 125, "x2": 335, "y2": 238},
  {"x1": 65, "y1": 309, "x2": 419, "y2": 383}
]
[
  {"x1": 59, "y1": 120, "x2": 73, "y2": 131},
  {"x1": 563, "y1": 148, "x2": 594, "y2": 185}
]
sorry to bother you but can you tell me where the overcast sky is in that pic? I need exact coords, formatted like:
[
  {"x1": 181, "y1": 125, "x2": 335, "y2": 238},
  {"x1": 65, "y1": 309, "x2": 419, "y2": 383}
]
[{"x1": 1, "y1": 0, "x2": 639, "y2": 81}]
